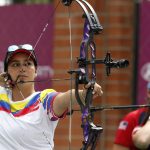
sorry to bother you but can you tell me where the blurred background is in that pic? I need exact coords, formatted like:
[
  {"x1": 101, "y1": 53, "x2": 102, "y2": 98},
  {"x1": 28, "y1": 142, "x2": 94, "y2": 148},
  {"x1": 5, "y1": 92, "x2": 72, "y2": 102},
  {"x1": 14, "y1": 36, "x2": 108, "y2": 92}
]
[{"x1": 0, "y1": 0, "x2": 149, "y2": 149}]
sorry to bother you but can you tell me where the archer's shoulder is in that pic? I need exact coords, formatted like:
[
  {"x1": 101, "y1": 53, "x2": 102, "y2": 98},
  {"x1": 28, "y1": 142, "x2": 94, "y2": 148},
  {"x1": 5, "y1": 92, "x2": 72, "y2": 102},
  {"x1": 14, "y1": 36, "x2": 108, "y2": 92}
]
[
  {"x1": 40, "y1": 89, "x2": 57, "y2": 98},
  {"x1": 40, "y1": 89, "x2": 56, "y2": 94},
  {"x1": 124, "y1": 108, "x2": 146, "y2": 120}
]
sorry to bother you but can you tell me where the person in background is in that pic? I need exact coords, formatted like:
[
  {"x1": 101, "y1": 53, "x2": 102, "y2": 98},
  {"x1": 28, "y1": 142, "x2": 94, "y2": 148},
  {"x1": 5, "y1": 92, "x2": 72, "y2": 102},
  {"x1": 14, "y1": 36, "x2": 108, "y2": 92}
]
[
  {"x1": 0, "y1": 44, "x2": 103, "y2": 150},
  {"x1": 113, "y1": 82, "x2": 150, "y2": 150}
]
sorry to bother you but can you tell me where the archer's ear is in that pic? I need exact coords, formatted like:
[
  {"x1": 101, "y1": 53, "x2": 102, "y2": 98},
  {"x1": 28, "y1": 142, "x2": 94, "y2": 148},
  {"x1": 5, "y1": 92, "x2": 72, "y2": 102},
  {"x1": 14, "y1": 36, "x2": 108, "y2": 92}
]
[
  {"x1": 34, "y1": 67, "x2": 38, "y2": 77},
  {"x1": 35, "y1": 70, "x2": 37, "y2": 77},
  {"x1": 35, "y1": 73, "x2": 37, "y2": 77}
]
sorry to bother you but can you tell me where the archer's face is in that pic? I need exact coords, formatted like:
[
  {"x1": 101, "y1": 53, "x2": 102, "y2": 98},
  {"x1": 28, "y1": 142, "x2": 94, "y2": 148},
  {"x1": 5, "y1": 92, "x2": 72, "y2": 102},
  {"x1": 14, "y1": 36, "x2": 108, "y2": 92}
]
[{"x1": 7, "y1": 53, "x2": 37, "y2": 83}]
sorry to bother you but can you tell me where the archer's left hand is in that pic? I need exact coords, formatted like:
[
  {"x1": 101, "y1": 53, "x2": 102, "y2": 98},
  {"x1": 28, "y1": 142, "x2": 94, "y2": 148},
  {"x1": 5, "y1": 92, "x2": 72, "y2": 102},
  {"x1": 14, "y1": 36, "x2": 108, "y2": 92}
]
[{"x1": 82, "y1": 82, "x2": 103, "y2": 99}]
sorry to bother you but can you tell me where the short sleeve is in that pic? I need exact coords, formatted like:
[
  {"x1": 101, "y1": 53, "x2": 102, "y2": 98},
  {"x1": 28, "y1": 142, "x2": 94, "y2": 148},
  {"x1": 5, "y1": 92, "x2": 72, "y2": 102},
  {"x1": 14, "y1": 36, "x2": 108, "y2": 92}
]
[
  {"x1": 114, "y1": 112, "x2": 137, "y2": 148},
  {"x1": 40, "y1": 89, "x2": 68, "y2": 121}
]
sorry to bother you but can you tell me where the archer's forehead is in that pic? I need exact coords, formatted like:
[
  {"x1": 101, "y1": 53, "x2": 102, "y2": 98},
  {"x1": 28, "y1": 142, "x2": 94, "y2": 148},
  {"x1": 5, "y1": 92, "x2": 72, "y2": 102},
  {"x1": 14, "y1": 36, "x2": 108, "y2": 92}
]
[{"x1": 8, "y1": 53, "x2": 34, "y2": 63}]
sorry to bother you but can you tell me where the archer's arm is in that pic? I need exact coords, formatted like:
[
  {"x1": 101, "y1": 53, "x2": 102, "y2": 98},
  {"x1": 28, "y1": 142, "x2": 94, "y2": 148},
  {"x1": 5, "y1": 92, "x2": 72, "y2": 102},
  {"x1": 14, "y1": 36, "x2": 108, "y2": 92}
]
[
  {"x1": 53, "y1": 82, "x2": 103, "y2": 117},
  {"x1": 132, "y1": 120, "x2": 150, "y2": 149},
  {"x1": 113, "y1": 110, "x2": 137, "y2": 150}
]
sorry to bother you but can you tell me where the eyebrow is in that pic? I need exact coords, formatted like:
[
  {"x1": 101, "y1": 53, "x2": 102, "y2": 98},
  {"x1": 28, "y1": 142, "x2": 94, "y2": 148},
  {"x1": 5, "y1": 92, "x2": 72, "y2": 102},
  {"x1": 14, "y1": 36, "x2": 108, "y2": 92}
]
[{"x1": 9, "y1": 59, "x2": 33, "y2": 64}]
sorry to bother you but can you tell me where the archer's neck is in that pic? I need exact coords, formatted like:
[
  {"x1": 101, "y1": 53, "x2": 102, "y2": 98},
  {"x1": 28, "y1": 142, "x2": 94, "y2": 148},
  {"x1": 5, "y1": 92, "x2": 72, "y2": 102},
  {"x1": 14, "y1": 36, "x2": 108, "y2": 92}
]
[{"x1": 12, "y1": 84, "x2": 35, "y2": 101}]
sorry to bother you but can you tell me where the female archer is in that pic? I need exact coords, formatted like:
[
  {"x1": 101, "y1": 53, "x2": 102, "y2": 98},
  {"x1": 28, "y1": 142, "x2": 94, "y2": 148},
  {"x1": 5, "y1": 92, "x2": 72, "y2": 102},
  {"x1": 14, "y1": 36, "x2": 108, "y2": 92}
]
[{"x1": 0, "y1": 44, "x2": 103, "y2": 150}]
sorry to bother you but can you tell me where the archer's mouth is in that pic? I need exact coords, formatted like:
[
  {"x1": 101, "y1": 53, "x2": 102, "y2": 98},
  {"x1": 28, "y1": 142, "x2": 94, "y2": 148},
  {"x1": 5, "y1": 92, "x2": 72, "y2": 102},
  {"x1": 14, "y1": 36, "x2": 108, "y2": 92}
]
[
  {"x1": 18, "y1": 75, "x2": 28, "y2": 78},
  {"x1": 16, "y1": 75, "x2": 28, "y2": 82}
]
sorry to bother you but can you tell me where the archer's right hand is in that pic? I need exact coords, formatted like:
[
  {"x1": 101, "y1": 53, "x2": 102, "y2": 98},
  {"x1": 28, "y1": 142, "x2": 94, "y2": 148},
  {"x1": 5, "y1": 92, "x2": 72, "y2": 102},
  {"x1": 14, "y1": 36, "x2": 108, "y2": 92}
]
[{"x1": 0, "y1": 72, "x2": 13, "y2": 88}]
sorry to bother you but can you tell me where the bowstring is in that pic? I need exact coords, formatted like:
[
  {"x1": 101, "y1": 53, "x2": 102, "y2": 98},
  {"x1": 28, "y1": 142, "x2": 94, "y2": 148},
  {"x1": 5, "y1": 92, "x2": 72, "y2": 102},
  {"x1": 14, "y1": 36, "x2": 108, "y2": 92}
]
[
  {"x1": 16, "y1": 84, "x2": 25, "y2": 100},
  {"x1": 67, "y1": 6, "x2": 73, "y2": 150}
]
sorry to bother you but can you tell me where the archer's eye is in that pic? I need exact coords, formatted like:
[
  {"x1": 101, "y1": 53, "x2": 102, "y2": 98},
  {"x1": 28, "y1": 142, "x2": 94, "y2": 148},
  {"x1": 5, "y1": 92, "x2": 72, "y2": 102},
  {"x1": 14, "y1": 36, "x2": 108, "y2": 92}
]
[
  {"x1": 24, "y1": 61, "x2": 34, "y2": 67},
  {"x1": 11, "y1": 62, "x2": 21, "y2": 67}
]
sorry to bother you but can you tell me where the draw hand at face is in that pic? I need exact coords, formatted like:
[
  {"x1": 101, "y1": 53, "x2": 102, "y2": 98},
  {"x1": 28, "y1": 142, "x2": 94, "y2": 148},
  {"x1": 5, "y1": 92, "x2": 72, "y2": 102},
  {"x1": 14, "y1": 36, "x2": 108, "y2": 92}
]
[
  {"x1": 0, "y1": 72, "x2": 15, "y2": 89},
  {"x1": 0, "y1": 72, "x2": 26, "y2": 100}
]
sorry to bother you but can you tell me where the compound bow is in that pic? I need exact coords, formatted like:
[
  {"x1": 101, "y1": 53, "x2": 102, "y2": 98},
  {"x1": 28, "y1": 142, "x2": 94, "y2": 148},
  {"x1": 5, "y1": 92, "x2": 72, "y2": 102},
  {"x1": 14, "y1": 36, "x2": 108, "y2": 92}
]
[{"x1": 61, "y1": 0, "x2": 129, "y2": 149}]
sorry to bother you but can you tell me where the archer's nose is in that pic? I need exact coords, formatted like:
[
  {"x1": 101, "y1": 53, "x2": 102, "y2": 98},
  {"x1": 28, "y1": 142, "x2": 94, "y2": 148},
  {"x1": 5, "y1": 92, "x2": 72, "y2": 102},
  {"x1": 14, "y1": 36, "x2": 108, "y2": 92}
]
[{"x1": 19, "y1": 65, "x2": 26, "y2": 73}]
